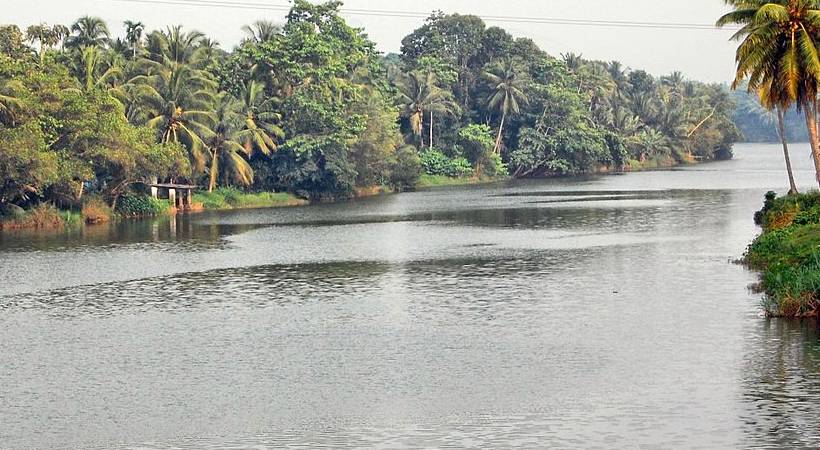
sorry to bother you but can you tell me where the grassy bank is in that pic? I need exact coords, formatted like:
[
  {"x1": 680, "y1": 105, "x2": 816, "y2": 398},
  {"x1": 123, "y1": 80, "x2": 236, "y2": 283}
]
[
  {"x1": 746, "y1": 191, "x2": 820, "y2": 317},
  {"x1": 0, "y1": 204, "x2": 81, "y2": 231},
  {"x1": 193, "y1": 188, "x2": 308, "y2": 210},
  {"x1": 416, "y1": 174, "x2": 504, "y2": 189}
]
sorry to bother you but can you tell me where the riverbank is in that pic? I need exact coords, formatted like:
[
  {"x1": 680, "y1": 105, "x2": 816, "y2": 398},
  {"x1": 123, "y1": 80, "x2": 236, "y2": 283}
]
[
  {"x1": 745, "y1": 191, "x2": 820, "y2": 318},
  {"x1": 0, "y1": 158, "x2": 708, "y2": 231},
  {"x1": 193, "y1": 188, "x2": 308, "y2": 211}
]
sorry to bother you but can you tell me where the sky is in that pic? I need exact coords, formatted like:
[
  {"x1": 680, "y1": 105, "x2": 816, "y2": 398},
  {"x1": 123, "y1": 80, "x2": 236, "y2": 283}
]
[{"x1": 3, "y1": 0, "x2": 738, "y2": 83}]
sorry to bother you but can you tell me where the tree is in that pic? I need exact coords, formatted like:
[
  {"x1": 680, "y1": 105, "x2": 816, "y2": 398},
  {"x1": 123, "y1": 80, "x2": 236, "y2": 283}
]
[
  {"x1": 241, "y1": 20, "x2": 281, "y2": 44},
  {"x1": 25, "y1": 24, "x2": 61, "y2": 64},
  {"x1": 485, "y1": 59, "x2": 529, "y2": 154},
  {"x1": 69, "y1": 46, "x2": 123, "y2": 93},
  {"x1": 719, "y1": 0, "x2": 820, "y2": 187},
  {"x1": 66, "y1": 16, "x2": 110, "y2": 49},
  {"x1": 395, "y1": 70, "x2": 459, "y2": 148},
  {"x1": 131, "y1": 57, "x2": 216, "y2": 173},
  {"x1": 235, "y1": 79, "x2": 283, "y2": 157},
  {"x1": 124, "y1": 21, "x2": 145, "y2": 59},
  {"x1": 760, "y1": 75, "x2": 800, "y2": 194},
  {"x1": 0, "y1": 25, "x2": 31, "y2": 59},
  {"x1": 206, "y1": 93, "x2": 253, "y2": 191}
]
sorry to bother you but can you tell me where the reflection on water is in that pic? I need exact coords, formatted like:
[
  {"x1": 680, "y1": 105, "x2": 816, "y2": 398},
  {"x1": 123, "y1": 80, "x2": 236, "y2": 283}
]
[
  {"x1": 741, "y1": 319, "x2": 820, "y2": 448},
  {"x1": 1, "y1": 144, "x2": 820, "y2": 448}
]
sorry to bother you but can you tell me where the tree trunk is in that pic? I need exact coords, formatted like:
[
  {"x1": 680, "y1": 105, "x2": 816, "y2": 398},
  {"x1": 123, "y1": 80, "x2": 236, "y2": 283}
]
[
  {"x1": 776, "y1": 107, "x2": 798, "y2": 195},
  {"x1": 494, "y1": 111, "x2": 507, "y2": 155},
  {"x1": 208, "y1": 149, "x2": 219, "y2": 192},
  {"x1": 802, "y1": 98, "x2": 820, "y2": 188},
  {"x1": 429, "y1": 110, "x2": 434, "y2": 149}
]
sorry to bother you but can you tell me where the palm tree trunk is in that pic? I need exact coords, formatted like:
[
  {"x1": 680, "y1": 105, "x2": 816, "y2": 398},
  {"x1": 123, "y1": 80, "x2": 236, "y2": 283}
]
[
  {"x1": 208, "y1": 149, "x2": 219, "y2": 193},
  {"x1": 776, "y1": 107, "x2": 798, "y2": 194},
  {"x1": 803, "y1": 98, "x2": 820, "y2": 189},
  {"x1": 429, "y1": 110, "x2": 433, "y2": 149},
  {"x1": 494, "y1": 112, "x2": 507, "y2": 155}
]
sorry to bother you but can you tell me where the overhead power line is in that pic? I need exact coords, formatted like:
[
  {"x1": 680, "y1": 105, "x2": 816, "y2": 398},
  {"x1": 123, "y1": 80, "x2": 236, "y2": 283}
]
[{"x1": 108, "y1": 0, "x2": 741, "y2": 31}]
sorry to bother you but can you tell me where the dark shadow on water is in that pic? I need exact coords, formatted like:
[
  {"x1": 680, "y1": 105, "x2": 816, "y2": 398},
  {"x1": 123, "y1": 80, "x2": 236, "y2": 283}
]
[{"x1": 0, "y1": 249, "x2": 598, "y2": 320}]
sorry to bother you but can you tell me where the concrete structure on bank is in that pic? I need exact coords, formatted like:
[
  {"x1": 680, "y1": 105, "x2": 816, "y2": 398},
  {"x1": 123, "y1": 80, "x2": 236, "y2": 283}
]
[{"x1": 149, "y1": 183, "x2": 198, "y2": 211}]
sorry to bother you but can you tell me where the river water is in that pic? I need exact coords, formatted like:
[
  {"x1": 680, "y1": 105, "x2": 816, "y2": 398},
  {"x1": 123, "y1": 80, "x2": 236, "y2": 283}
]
[{"x1": 2, "y1": 143, "x2": 820, "y2": 448}]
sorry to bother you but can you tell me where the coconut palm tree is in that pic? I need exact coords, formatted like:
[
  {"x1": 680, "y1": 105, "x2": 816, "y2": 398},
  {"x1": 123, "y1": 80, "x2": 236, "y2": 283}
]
[
  {"x1": 235, "y1": 79, "x2": 284, "y2": 156},
  {"x1": 395, "y1": 70, "x2": 459, "y2": 148},
  {"x1": 124, "y1": 20, "x2": 145, "y2": 59},
  {"x1": 759, "y1": 77, "x2": 800, "y2": 193},
  {"x1": 719, "y1": 0, "x2": 820, "y2": 187},
  {"x1": 145, "y1": 26, "x2": 205, "y2": 65},
  {"x1": 241, "y1": 20, "x2": 281, "y2": 44},
  {"x1": 206, "y1": 93, "x2": 254, "y2": 191},
  {"x1": 66, "y1": 16, "x2": 110, "y2": 49},
  {"x1": 131, "y1": 58, "x2": 216, "y2": 172},
  {"x1": 70, "y1": 46, "x2": 123, "y2": 93},
  {"x1": 485, "y1": 59, "x2": 529, "y2": 154}
]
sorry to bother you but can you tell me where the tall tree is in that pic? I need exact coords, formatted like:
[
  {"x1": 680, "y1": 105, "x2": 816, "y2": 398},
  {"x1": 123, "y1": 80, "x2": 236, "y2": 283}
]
[
  {"x1": 206, "y1": 93, "x2": 253, "y2": 191},
  {"x1": 131, "y1": 57, "x2": 216, "y2": 172},
  {"x1": 485, "y1": 59, "x2": 529, "y2": 154},
  {"x1": 241, "y1": 20, "x2": 281, "y2": 44},
  {"x1": 235, "y1": 79, "x2": 283, "y2": 156},
  {"x1": 66, "y1": 16, "x2": 110, "y2": 49},
  {"x1": 124, "y1": 20, "x2": 145, "y2": 59},
  {"x1": 396, "y1": 70, "x2": 459, "y2": 148},
  {"x1": 719, "y1": 0, "x2": 820, "y2": 187}
]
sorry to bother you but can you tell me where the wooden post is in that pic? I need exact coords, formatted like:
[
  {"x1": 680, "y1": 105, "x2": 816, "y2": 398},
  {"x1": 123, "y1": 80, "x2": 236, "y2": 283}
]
[
  {"x1": 186, "y1": 188, "x2": 192, "y2": 210},
  {"x1": 168, "y1": 188, "x2": 176, "y2": 210}
]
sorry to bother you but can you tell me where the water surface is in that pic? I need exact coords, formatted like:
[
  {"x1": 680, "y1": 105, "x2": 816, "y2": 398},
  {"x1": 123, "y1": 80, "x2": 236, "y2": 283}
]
[{"x1": 3, "y1": 144, "x2": 820, "y2": 448}]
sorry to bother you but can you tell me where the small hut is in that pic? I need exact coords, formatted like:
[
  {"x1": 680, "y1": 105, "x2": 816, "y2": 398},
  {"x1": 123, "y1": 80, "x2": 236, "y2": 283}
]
[{"x1": 150, "y1": 183, "x2": 198, "y2": 211}]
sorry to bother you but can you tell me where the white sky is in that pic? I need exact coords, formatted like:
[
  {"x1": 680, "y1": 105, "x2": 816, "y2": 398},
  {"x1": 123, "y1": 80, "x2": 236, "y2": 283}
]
[{"x1": 3, "y1": 0, "x2": 738, "y2": 83}]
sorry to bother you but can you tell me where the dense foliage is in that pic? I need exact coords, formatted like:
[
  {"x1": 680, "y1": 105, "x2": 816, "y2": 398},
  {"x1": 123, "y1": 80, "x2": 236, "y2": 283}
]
[
  {"x1": 0, "y1": 2, "x2": 740, "y2": 213},
  {"x1": 747, "y1": 192, "x2": 820, "y2": 317}
]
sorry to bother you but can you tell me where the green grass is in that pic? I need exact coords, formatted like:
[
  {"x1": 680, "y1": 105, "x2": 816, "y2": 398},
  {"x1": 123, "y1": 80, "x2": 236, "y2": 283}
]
[
  {"x1": 416, "y1": 174, "x2": 500, "y2": 189},
  {"x1": 193, "y1": 187, "x2": 308, "y2": 210},
  {"x1": 746, "y1": 191, "x2": 820, "y2": 317}
]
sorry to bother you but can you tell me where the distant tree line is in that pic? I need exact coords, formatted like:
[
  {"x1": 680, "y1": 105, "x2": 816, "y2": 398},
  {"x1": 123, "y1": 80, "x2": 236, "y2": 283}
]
[{"x1": 0, "y1": 0, "x2": 739, "y2": 211}]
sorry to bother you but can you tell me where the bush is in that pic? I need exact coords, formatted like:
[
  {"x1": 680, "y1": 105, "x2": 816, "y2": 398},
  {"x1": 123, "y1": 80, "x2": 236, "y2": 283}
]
[
  {"x1": 420, "y1": 148, "x2": 451, "y2": 176},
  {"x1": 420, "y1": 148, "x2": 474, "y2": 178},
  {"x1": 755, "y1": 190, "x2": 820, "y2": 231},
  {"x1": 390, "y1": 145, "x2": 421, "y2": 191},
  {"x1": 482, "y1": 153, "x2": 509, "y2": 177},
  {"x1": 447, "y1": 156, "x2": 474, "y2": 178},
  {"x1": 0, "y1": 203, "x2": 65, "y2": 230},
  {"x1": 746, "y1": 191, "x2": 820, "y2": 317},
  {"x1": 82, "y1": 197, "x2": 113, "y2": 224},
  {"x1": 116, "y1": 194, "x2": 171, "y2": 217}
]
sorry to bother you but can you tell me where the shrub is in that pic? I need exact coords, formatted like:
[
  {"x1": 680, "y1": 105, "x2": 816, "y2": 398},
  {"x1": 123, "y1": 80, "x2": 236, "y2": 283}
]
[
  {"x1": 116, "y1": 194, "x2": 171, "y2": 217},
  {"x1": 420, "y1": 148, "x2": 451, "y2": 176},
  {"x1": 82, "y1": 197, "x2": 113, "y2": 224},
  {"x1": 482, "y1": 153, "x2": 509, "y2": 177},
  {"x1": 746, "y1": 192, "x2": 820, "y2": 317},
  {"x1": 0, "y1": 203, "x2": 65, "y2": 230},
  {"x1": 420, "y1": 148, "x2": 474, "y2": 178},
  {"x1": 390, "y1": 145, "x2": 421, "y2": 191},
  {"x1": 447, "y1": 156, "x2": 474, "y2": 178}
]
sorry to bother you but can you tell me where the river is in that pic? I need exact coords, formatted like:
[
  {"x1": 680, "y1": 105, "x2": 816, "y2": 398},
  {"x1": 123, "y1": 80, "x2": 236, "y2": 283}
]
[{"x1": 2, "y1": 143, "x2": 820, "y2": 448}]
